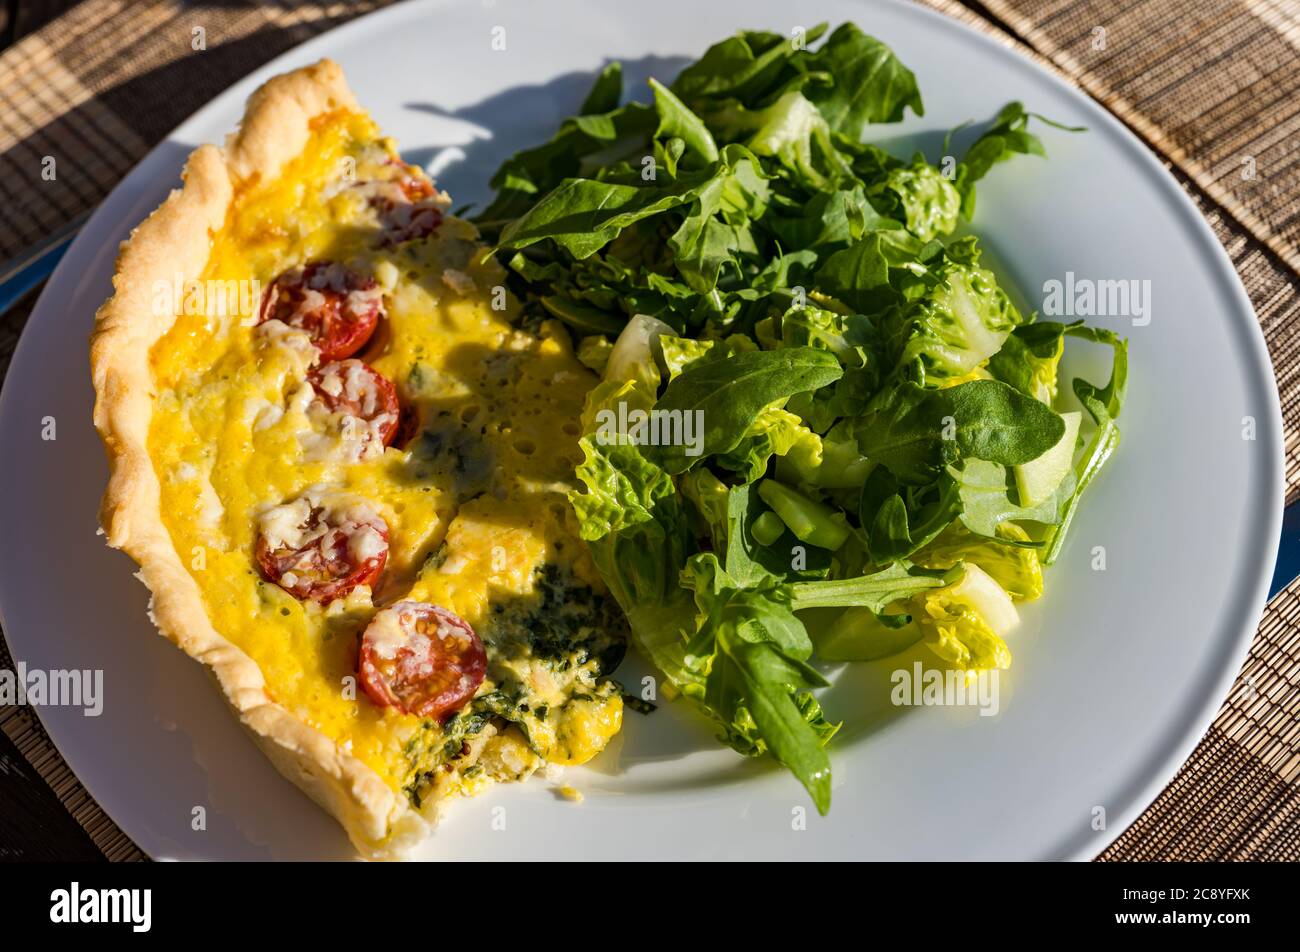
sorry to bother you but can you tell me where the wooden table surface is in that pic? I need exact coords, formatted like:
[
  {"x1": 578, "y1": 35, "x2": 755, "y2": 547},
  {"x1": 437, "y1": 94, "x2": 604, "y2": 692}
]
[{"x1": 0, "y1": 0, "x2": 115, "y2": 863}]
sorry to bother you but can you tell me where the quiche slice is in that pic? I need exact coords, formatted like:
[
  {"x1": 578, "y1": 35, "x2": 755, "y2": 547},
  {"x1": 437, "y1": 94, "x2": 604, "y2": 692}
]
[{"x1": 90, "y1": 60, "x2": 628, "y2": 858}]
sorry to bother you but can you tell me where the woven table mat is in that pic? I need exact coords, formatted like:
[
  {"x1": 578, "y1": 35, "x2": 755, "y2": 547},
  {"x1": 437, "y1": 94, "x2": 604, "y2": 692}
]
[{"x1": 0, "y1": 0, "x2": 1296, "y2": 862}]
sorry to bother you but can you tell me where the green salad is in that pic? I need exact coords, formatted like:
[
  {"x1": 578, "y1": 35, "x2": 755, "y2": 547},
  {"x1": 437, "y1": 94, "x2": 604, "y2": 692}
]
[{"x1": 471, "y1": 22, "x2": 1128, "y2": 812}]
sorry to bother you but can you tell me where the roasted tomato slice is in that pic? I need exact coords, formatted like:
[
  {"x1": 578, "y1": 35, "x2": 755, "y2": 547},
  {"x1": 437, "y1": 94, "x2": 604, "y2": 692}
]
[
  {"x1": 391, "y1": 402, "x2": 421, "y2": 450},
  {"x1": 377, "y1": 197, "x2": 443, "y2": 245},
  {"x1": 255, "y1": 495, "x2": 388, "y2": 603},
  {"x1": 371, "y1": 161, "x2": 443, "y2": 244},
  {"x1": 390, "y1": 160, "x2": 436, "y2": 202},
  {"x1": 259, "y1": 261, "x2": 383, "y2": 362},
  {"x1": 308, "y1": 360, "x2": 401, "y2": 451},
  {"x1": 358, "y1": 602, "x2": 487, "y2": 721}
]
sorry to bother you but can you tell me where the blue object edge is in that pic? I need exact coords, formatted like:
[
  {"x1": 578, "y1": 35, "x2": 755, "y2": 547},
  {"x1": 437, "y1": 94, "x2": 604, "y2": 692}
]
[
  {"x1": 1269, "y1": 499, "x2": 1300, "y2": 598},
  {"x1": 0, "y1": 240, "x2": 73, "y2": 318}
]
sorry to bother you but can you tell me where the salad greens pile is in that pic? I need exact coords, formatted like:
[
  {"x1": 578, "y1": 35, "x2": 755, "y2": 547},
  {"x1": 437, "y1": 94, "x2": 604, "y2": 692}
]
[{"x1": 472, "y1": 23, "x2": 1127, "y2": 813}]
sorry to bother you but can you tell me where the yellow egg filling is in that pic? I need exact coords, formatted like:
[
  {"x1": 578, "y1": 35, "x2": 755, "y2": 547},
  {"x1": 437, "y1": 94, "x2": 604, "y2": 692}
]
[{"x1": 147, "y1": 110, "x2": 625, "y2": 806}]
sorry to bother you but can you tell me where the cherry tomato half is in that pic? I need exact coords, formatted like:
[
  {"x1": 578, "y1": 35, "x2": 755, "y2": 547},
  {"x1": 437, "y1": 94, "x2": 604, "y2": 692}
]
[
  {"x1": 372, "y1": 161, "x2": 443, "y2": 244},
  {"x1": 260, "y1": 261, "x2": 383, "y2": 362},
  {"x1": 256, "y1": 497, "x2": 388, "y2": 603},
  {"x1": 308, "y1": 359, "x2": 401, "y2": 451},
  {"x1": 358, "y1": 602, "x2": 487, "y2": 722}
]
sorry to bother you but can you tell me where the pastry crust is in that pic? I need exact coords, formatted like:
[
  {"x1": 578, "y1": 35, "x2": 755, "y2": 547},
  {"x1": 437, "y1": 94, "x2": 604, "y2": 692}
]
[{"x1": 89, "y1": 60, "x2": 429, "y2": 859}]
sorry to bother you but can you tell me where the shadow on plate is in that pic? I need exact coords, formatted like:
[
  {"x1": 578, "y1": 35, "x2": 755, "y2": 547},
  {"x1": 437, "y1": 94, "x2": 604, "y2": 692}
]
[{"x1": 397, "y1": 55, "x2": 691, "y2": 211}]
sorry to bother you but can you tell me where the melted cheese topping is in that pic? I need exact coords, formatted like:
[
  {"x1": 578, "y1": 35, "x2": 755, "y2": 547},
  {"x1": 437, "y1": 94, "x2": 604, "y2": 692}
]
[{"x1": 146, "y1": 111, "x2": 623, "y2": 809}]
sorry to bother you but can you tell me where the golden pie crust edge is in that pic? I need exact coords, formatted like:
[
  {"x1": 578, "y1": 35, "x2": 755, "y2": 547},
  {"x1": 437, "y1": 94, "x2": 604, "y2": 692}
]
[{"x1": 89, "y1": 60, "x2": 430, "y2": 859}]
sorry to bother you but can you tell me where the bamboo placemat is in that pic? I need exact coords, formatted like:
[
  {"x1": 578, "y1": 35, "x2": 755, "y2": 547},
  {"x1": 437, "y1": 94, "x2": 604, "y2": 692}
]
[{"x1": 0, "y1": 0, "x2": 1296, "y2": 862}]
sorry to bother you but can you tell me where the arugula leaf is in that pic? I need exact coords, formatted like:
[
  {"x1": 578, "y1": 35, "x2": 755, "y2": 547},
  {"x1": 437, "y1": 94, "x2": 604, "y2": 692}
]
[
  {"x1": 497, "y1": 171, "x2": 717, "y2": 259},
  {"x1": 766, "y1": 184, "x2": 895, "y2": 251},
  {"x1": 694, "y1": 479, "x2": 832, "y2": 584},
  {"x1": 651, "y1": 348, "x2": 843, "y2": 473},
  {"x1": 1067, "y1": 325, "x2": 1128, "y2": 420},
  {"x1": 947, "y1": 379, "x2": 1066, "y2": 465},
  {"x1": 671, "y1": 24, "x2": 829, "y2": 105},
  {"x1": 805, "y1": 23, "x2": 924, "y2": 136},
  {"x1": 985, "y1": 321, "x2": 1127, "y2": 562},
  {"x1": 539, "y1": 294, "x2": 627, "y2": 335},
  {"x1": 681, "y1": 554, "x2": 836, "y2": 812},
  {"x1": 854, "y1": 381, "x2": 957, "y2": 484},
  {"x1": 815, "y1": 235, "x2": 893, "y2": 313},
  {"x1": 787, "y1": 561, "x2": 955, "y2": 611},
  {"x1": 476, "y1": 102, "x2": 656, "y2": 229},
  {"x1": 990, "y1": 320, "x2": 1126, "y2": 412},
  {"x1": 649, "y1": 78, "x2": 720, "y2": 165},
  {"x1": 1042, "y1": 332, "x2": 1128, "y2": 562},
  {"x1": 666, "y1": 146, "x2": 769, "y2": 291},
  {"x1": 853, "y1": 379, "x2": 1063, "y2": 485},
  {"x1": 580, "y1": 62, "x2": 624, "y2": 115},
  {"x1": 860, "y1": 469, "x2": 963, "y2": 562},
  {"x1": 726, "y1": 640, "x2": 834, "y2": 811},
  {"x1": 951, "y1": 101, "x2": 1084, "y2": 218}
]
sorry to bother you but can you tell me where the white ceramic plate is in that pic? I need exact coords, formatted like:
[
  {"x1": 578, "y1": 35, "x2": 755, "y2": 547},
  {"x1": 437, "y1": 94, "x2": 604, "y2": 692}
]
[{"x1": 0, "y1": 0, "x2": 1282, "y2": 860}]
